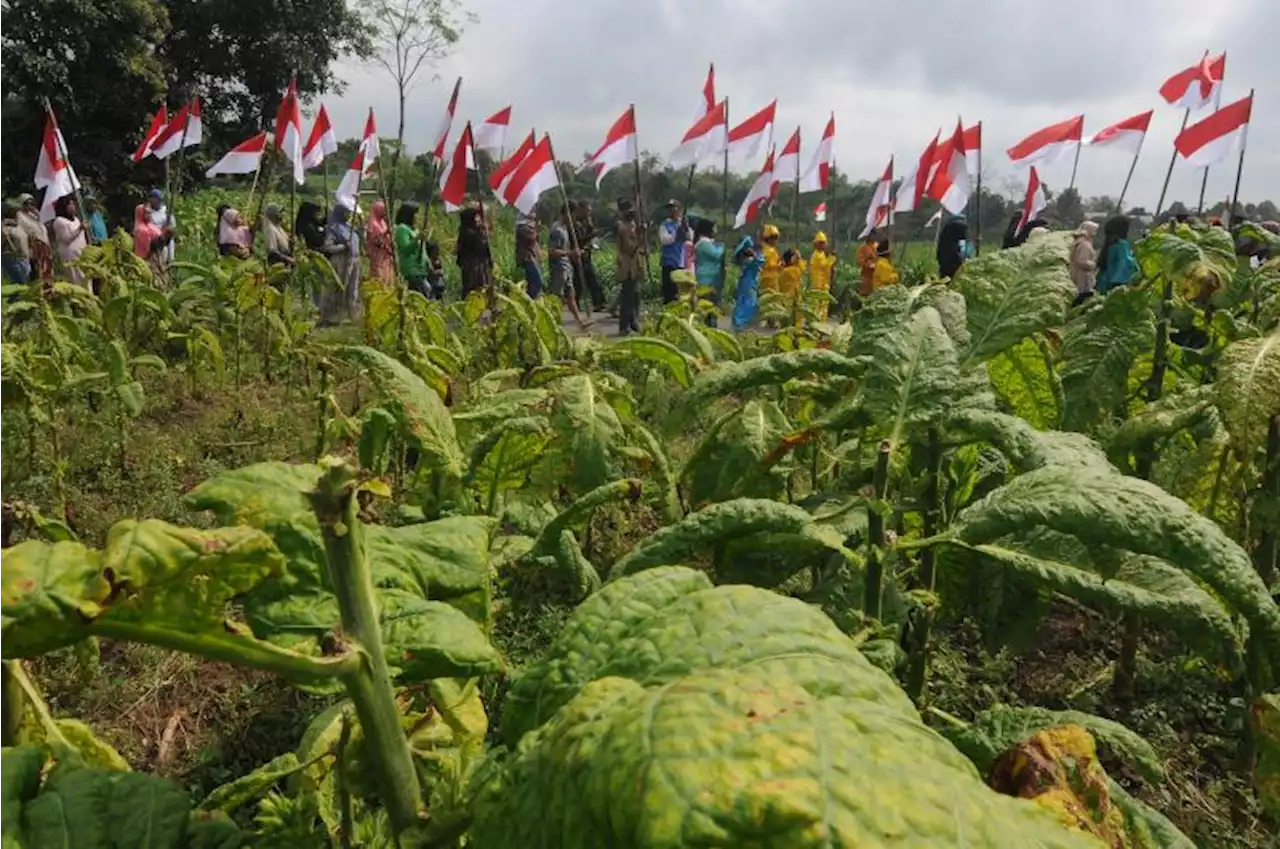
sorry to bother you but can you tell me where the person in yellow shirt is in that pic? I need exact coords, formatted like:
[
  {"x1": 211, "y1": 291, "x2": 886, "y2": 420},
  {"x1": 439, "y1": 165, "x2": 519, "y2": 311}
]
[
  {"x1": 758, "y1": 223, "x2": 782, "y2": 296},
  {"x1": 780, "y1": 248, "x2": 807, "y2": 328},
  {"x1": 808, "y1": 231, "x2": 836, "y2": 320},
  {"x1": 855, "y1": 230, "x2": 879, "y2": 297},
  {"x1": 870, "y1": 239, "x2": 899, "y2": 292}
]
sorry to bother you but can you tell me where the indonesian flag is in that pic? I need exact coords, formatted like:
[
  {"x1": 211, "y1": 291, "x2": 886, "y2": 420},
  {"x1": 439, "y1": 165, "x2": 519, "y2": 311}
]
[
  {"x1": 813, "y1": 201, "x2": 827, "y2": 222},
  {"x1": 431, "y1": 77, "x2": 462, "y2": 162},
  {"x1": 502, "y1": 134, "x2": 559, "y2": 215},
  {"x1": 438, "y1": 122, "x2": 475, "y2": 212},
  {"x1": 1174, "y1": 92, "x2": 1252, "y2": 168},
  {"x1": 489, "y1": 130, "x2": 536, "y2": 204},
  {"x1": 34, "y1": 111, "x2": 80, "y2": 223},
  {"x1": 734, "y1": 146, "x2": 777, "y2": 230},
  {"x1": 334, "y1": 149, "x2": 366, "y2": 211},
  {"x1": 1086, "y1": 109, "x2": 1153, "y2": 155},
  {"x1": 1017, "y1": 166, "x2": 1047, "y2": 231},
  {"x1": 727, "y1": 100, "x2": 776, "y2": 161},
  {"x1": 274, "y1": 77, "x2": 304, "y2": 185},
  {"x1": 359, "y1": 108, "x2": 379, "y2": 172},
  {"x1": 895, "y1": 132, "x2": 940, "y2": 212},
  {"x1": 474, "y1": 105, "x2": 511, "y2": 152},
  {"x1": 1007, "y1": 114, "x2": 1084, "y2": 168},
  {"x1": 774, "y1": 127, "x2": 802, "y2": 184},
  {"x1": 581, "y1": 106, "x2": 637, "y2": 188},
  {"x1": 1160, "y1": 53, "x2": 1226, "y2": 112},
  {"x1": 692, "y1": 63, "x2": 715, "y2": 125},
  {"x1": 798, "y1": 113, "x2": 835, "y2": 193},
  {"x1": 205, "y1": 131, "x2": 268, "y2": 178},
  {"x1": 151, "y1": 98, "x2": 203, "y2": 160},
  {"x1": 932, "y1": 123, "x2": 982, "y2": 178},
  {"x1": 132, "y1": 105, "x2": 169, "y2": 163},
  {"x1": 928, "y1": 119, "x2": 972, "y2": 214},
  {"x1": 303, "y1": 104, "x2": 339, "y2": 169},
  {"x1": 859, "y1": 157, "x2": 894, "y2": 238},
  {"x1": 669, "y1": 99, "x2": 728, "y2": 169}
]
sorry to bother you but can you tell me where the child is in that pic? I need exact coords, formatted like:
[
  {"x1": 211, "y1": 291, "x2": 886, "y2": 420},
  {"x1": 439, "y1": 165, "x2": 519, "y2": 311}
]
[
  {"x1": 809, "y1": 231, "x2": 836, "y2": 321},
  {"x1": 780, "y1": 248, "x2": 807, "y2": 327},
  {"x1": 731, "y1": 237, "x2": 763, "y2": 331},
  {"x1": 871, "y1": 239, "x2": 899, "y2": 292}
]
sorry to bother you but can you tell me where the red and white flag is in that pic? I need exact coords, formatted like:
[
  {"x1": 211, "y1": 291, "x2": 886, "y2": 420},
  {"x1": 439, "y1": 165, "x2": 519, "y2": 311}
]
[
  {"x1": 1160, "y1": 53, "x2": 1226, "y2": 112},
  {"x1": 734, "y1": 146, "x2": 777, "y2": 230},
  {"x1": 303, "y1": 104, "x2": 339, "y2": 169},
  {"x1": 474, "y1": 105, "x2": 511, "y2": 153},
  {"x1": 489, "y1": 130, "x2": 536, "y2": 203},
  {"x1": 895, "y1": 132, "x2": 940, "y2": 212},
  {"x1": 1086, "y1": 109, "x2": 1153, "y2": 155},
  {"x1": 431, "y1": 77, "x2": 462, "y2": 162},
  {"x1": 727, "y1": 99, "x2": 776, "y2": 161},
  {"x1": 813, "y1": 201, "x2": 827, "y2": 222},
  {"x1": 1017, "y1": 166, "x2": 1047, "y2": 231},
  {"x1": 334, "y1": 150, "x2": 366, "y2": 211},
  {"x1": 691, "y1": 63, "x2": 715, "y2": 125},
  {"x1": 132, "y1": 105, "x2": 169, "y2": 163},
  {"x1": 859, "y1": 157, "x2": 894, "y2": 238},
  {"x1": 359, "y1": 108, "x2": 379, "y2": 171},
  {"x1": 581, "y1": 106, "x2": 637, "y2": 188},
  {"x1": 669, "y1": 99, "x2": 728, "y2": 169},
  {"x1": 799, "y1": 113, "x2": 835, "y2": 193},
  {"x1": 34, "y1": 110, "x2": 80, "y2": 223},
  {"x1": 205, "y1": 131, "x2": 268, "y2": 178},
  {"x1": 773, "y1": 127, "x2": 802, "y2": 184},
  {"x1": 438, "y1": 122, "x2": 476, "y2": 212},
  {"x1": 1007, "y1": 114, "x2": 1083, "y2": 169},
  {"x1": 151, "y1": 98, "x2": 203, "y2": 160},
  {"x1": 1174, "y1": 91, "x2": 1252, "y2": 168},
  {"x1": 502, "y1": 135, "x2": 559, "y2": 215},
  {"x1": 928, "y1": 119, "x2": 973, "y2": 214},
  {"x1": 932, "y1": 123, "x2": 982, "y2": 178},
  {"x1": 274, "y1": 77, "x2": 305, "y2": 185}
]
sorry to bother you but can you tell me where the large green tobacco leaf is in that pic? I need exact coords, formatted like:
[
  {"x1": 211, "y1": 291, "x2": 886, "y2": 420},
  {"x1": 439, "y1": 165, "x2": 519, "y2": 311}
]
[
  {"x1": 1, "y1": 541, "x2": 110, "y2": 656},
  {"x1": 340, "y1": 345, "x2": 465, "y2": 477},
  {"x1": 544, "y1": 374, "x2": 623, "y2": 493},
  {"x1": 987, "y1": 336, "x2": 1060, "y2": 430},
  {"x1": 464, "y1": 418, "x2": 551, "y2": 514},
  {"x1": 946, "y1": 408, "x2": 1110, "y2": 472},
  {"x1": 378, "y1": 591, "x2": 500, "y2": 681},
  {"x1": 954, "y1": 233, "x2": 1075, "y2": 367},
  {"x1": 1058, "y1": 286, "x2": 1155, "y2": 432},
  {"x1": 1136, "y1": 224, "x2": 1236, "y2": 294},
  {"x1": 677, "y1": 349, "x2": 866, "y2": 414},
  {"x1": 198, "y1": 753, "x2": 304, "y2": 814},
  {"x1": 681, "y1": 400, "x2": 792, "y2": 508},
  {"x1": 2, "y1": 746, "x2": 44, "y2": 847},
  {"x1": 452, "y1": 388, "x2": 551, "y2": 428},
  {"x1": 20, "y1": 766, "x2": 191, "y2": 848},
  {"x1": 848, "y1": 283, "x2": 930, "y2": 357},
  {"x1": 1106, "y1": 385, "x2": 1215, "y2": 468},
  {"x1": 859, "y1": 306, "x2": 963, "y2": 450},
  {"x1": 1254, "y1": 693, "x2": 1280, "y2": 818},
  {"x1": 601, "y1": 336, "x2": 697, "y2": 387},
  {"x1": 1215, "y1": 331, "x2": 1280, "y2": 459}
]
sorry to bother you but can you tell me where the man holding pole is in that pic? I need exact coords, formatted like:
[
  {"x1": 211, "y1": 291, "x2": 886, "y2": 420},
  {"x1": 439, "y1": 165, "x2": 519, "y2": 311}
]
[
  {"x1": 615, "y1": 197, "x2": 644, "y2": 335},
  {"x1": 659, "y1": 199, "x2": 690, "y2": 304}
]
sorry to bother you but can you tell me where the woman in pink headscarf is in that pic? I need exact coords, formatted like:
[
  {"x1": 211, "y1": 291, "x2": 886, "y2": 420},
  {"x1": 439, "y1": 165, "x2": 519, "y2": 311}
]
[
  {"x1": 365, "y1": 200, "x2": 394, "y2": 283},
  {"x1": 133, "y1": 203, "x2": 172, "y2": 287}
]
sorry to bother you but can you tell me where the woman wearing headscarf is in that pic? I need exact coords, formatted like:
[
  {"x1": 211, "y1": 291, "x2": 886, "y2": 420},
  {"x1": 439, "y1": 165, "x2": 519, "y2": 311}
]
[
  {"x1": 1070, "y1": 220, "x2": 1099, "y2": 306},
  {"x1": 855, "y1": 230, "x2": 879, "y2": 298},
  {"x1": 455, "y1": 207, "x2": 492, "y2": 300},
  {"x1": 294, "y1": 202, "x2": 327, "y2": 251},
  {"x1": 2, "y1": 202, "x2": 32, "y2": 284},
  {"x1": 50, "y1": 196, "x2": 88, "y2": 286},
  {"x1": 693, "y1": 218, "x2": 725, "y2": 325},
  {"x1": 936, "y1": 214, "x2": 969, "y2": 280},
  {"x1": 395, "y1": 202, "x2": 433, "y2": 299},
  {"x1": 871, "y1": 239, "x2": 899, "y2": 292},
  {"x1": 319, "y1": 204, "x2": 362, "y2": 324},
  {"x1": 731, "y1": 236, "x2": 764, "y2": 332},
  {"x1": 808, "y1": 231, "x2": 836, "y2": 321},
  {"x1": 365, "y1": 200, "x2": 394, "y2": 283},
  {"x1": 1001, "y1": 212, "x2": 1023, "y2": 250},
  {"x1": 217, "y1": 207, "x2": 253, "y2": 259},
  {"x1": 758, "y1": 224, "x2": 782, "y2": 296},
  {"x1": 84, "y1": 197, "x2": 109, "y2": 244},
  {"x1": 16, "y1": 194, "x2": 52, "y2": 281},
  {"x1": 132, "y1": 203, "x2": 172, "y2": 287},
  {"x1": 1096, "y1": 215, "x2": 1139, "y2": 295},
  {"x1": 262, "y1": 203, "x2": 293, "y2": 267},
  {"x1": 146, "y1": 189, "x2": 174, "y2": 265}
]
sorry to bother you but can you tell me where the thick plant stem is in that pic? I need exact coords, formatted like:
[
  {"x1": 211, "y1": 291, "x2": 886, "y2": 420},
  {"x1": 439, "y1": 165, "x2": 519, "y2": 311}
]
[
  {"x1": 906, "y1": 429, "x2": 942, "y2": 705},
  {"x1": 1241, "y1": 413, "x2": 1280, "y2": 772},
  {"x1": 2, "y1": 661, "x2": 25, "y2": 747},
  {"x1": 864, "y1": 440, "x2": 892, "y2": 619},
  {"x1": 314, "y1": 362, "x2": 330, "y2": 461},
  {"x1": 309, "y1": 460, "x2": 423, "y2": 832}
]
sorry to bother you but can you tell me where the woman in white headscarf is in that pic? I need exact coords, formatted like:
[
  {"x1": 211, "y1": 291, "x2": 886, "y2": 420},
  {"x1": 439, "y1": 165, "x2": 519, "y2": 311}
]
[{"x1": 1070, "y1": 220, "x2": 1099, "y2": 306}]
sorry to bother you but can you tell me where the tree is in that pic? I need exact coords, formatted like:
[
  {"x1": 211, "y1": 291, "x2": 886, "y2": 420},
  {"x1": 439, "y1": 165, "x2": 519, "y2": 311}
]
[
  {"x1": 365, "y1": 0, "x2": 473, "y2": 205},
  {"x1": 1050, "y1": 187, "x2": 1084, "y2": 229}
]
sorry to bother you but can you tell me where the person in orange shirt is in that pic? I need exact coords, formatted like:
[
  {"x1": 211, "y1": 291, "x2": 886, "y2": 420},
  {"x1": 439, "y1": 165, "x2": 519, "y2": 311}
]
[
  {"x1": 870, "y1": 239, "x2": 899, "y2": 292},
  {"x1": 780, "y1": 248, "x2": 807, "y2": 328},
  {"x1": 758, "y1": 223, "x2": 782, "y2": 295},
  {"x1": 855, "y1": 229, "x2": 879, "y2": 297},
  {"x1": 808, "y1": 231, "x2": 836, "y2": 320}
]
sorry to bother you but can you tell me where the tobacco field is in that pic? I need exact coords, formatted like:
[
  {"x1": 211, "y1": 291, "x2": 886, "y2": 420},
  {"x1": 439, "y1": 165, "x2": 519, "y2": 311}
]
[{"x1": 2, "y1": 218, "x2": 1279, "y2": 847}]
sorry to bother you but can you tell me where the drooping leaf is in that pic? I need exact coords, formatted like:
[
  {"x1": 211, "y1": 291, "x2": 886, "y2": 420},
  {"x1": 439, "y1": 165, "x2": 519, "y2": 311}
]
[
  {"x1": 2, "y1": 745, "x2": 45, "y2": 846},
  {"x1": 946, "y1": 408, "x2": 1111, "y2": 472},
  {"x1": 378, "y1": 591, "x2": 501, "y2": 682},
  {"x1": 1058, "y1": 286, "x2": 1155, "y2": 432},
  {"x1": 680, "y1": 400, "x2": 792, "y2": 508},
  {"x1": 451, "y1": 388, "x2": 550, "y2": 427},
  {"x1": 356, "y1": 408, "x2": 396, "y2": 475},
  {"x1": 601, "y1": 337, "x2": 696, "y2": 387},
  {"x1": 544, "y1": 374, "x2": 623, "y2": 494},
  {"x1": 859, "y1": 305, "x2": 963, "y2": 450},
  {"x1": 463, "y1": 417, "x2": 551, "y2": 514},
  {"x1": 987, "y1": 336, "x2": 1060, "y2": 430},
  {"x1": 531, "y1": 479, "x2": 643, "y2": 558},
  {"x1": 1215, "y1": 331, "x2": 1280, "y2": 459},
  {"x1": 21, "y1": 766, "x2": 191, "y2": 849},
  {"x1": 1, "y1": 540, "x2": 110, "y2": 657},
  {"x1": 677, "y1": 349, "x2": 866, "y2": 415},
  {"x1": 198, "y1": 753, "x2": 304, "y2": 814},
  {"x1": 1106, "y1": 385, "x2": 1215, "y2": 468}
]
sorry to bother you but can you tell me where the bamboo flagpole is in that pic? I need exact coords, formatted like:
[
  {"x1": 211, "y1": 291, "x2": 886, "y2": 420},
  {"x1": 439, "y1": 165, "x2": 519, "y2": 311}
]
[
  {"x1": 828, "y1": 154, "x2": 837, "y2": 255},
  {"x1": 721, "y1": 97, "x2": 731, "y2": 231},
  {"x1": 1066, "y1": 132, "x2": 1083, "y2": 194},
  {"x1": 547, "y1": 135, "x2": 590, "y2": 330},
  {"x1": 1155, "y1": 108, "x2": 1192, "y2": 217},
  {"x1": 973, "y1": 121, "x2": 983, "y2": 254},
  {"x1": 1197, "y1": 79, "x2": 1226, "y2": 215},
  {"x1": 39, "y1": 98, "x2": 88, "y2": 238},
  {"x1": 1226, "y1": 89, "x2": 1253, "y2": 228},
  {"x1": 1115, "y1": 132, "x2": 1145, "y2": 213},
  {"x1": 628, "y1": 104, "x2": 656, "y2": 295},
  {"x1": 789, "y1": 132, "x2": 801, "y2": 247}
]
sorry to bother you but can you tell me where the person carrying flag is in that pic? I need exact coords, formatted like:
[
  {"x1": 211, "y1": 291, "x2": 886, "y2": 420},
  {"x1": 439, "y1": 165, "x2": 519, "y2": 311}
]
[
  {"x1": 731, "y1": 236, "x2": 764, "y2": 331},
  {"x1": 758, "y1": 223, "x2": 782, "y2": 296},
  {"x1": 615, "y1": 198, "x2": 644, "y2": 335},
  {"x1": 808, "y1": 232, "x2": 836, "y2": 320},
  {"x1": 515, "y1": 212, "x2": 544, "y2": 299},
  {"x1": 658, "y1": 200, "x2": 690, "y2": 303},
  {"x1": 855, "y1": 230, "x2": 879, "y2": 298},
  {"x1": 571, "y1": 200, "x2": 606, "y2": 312}
]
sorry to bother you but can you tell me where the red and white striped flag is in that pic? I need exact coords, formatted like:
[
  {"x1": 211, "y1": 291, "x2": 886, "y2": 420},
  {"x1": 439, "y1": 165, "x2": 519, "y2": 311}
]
[
  {"x1": 431, "y1": 77, "x2": 462, "y2": 162},
  {"x1": 691, "y1": 63, "x2": 715, "y2": 125},
  {"x1": 502, "y1": 135, "x2": 559, "y2": 215},
  {"x1": 581, "y1": 106, "x2": 637, "y2": 188},
  {"x1": 151, "y1": 98, "x2": 203, "y2": 160},
  {"x1": 303, "y1": 104, "x2": 339, "y2": 169},
  {"x1": 359, "y1": 108, "x2": 379, "y2": 172},
  {"x1": 932, "y1": 123, "x2": 982, "y2": 178},
  {"x1": 34, "y1": 110, "x2": 80, "y2": 223},
  {"x1": 206, "y1": 132, "x2": 268, "y2": 178},
  {"x1": 669, "y1": 99, "x2": 728, "y2": 169},
  {"x1": 474, "y1": 105, "x2": 511, "y2": 153},
  {"x1": 859, "y1": 157, "x2": 894, "y2": 238},
  {"x1": 928, "y1": 119, "x2": 973, "y2": 214},
  {"x1": 334, "y1": 150, "x2": 366, "y2": 211},
  {"x1": 1160, "y1": 53, "x2": 1226, "y2": 112},
  {"x1": 132, "y1": 105, "x2": 169, "y2": 163},
  {"x1": 490, "y1": 131, "x2": 536, "y2": 204},
  {"x1": 727, "y1": 100, "x2": 776, "y2": 161},
  {"x1": 773, "y1": 127, "x2": 802, "y2": 184},
  {"x1": 734, "y1": 146, "x2": 777, "y2": 230},
  {"x1": 1174, "y1": 92, "x2": 1252, "y2": 168},
  {"x1": 1017, "y1": 166, "x2": 1047, "y2": 231},
  {"x1": 799, "y1": 113, "x2": 835, "y2": 193},
  {"x1": 438, "y1": 122, "x2": 475, "y2": 212},
  {"x1": 1007, "y1": 114, "x2": 1084, "y2": 169},
  {"x1": 895, "y1": 132, "x2": 940, "y2": 212},
  {"x1": 274, "y1": 77, "x2": 304, "y2": 185},
  {"x1": 1086, "y1": 110, "x2": 1153, "y2": 155},
  {"x1": 813, "y1": 201, "x2": 827, "y2": 222}
]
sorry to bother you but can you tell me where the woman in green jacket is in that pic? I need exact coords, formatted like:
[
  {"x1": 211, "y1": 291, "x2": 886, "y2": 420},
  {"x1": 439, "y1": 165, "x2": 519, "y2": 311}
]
[{"x1": 395, "y1": 202, "x2": 442, "y2": 299}]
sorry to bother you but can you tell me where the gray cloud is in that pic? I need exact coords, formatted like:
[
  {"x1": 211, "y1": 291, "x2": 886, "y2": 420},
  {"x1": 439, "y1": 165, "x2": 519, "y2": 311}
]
[{"x1": 322, "y1": 0, "x2": 1277, "y2": 211}]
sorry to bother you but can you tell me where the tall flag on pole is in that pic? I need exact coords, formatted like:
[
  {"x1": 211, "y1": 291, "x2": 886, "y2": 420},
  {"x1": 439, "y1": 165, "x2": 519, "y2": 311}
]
[
  {"x1": 894, "y1": 131, "x2": 940, "y2": 212},
  {"x1": 431, "y1": 77, "x2": 463, "y2": 162},
  {"x1": 34, "y1": 109, "x2": 80, "y2": 223},
  {"x1": 490, "y1": 131, "x2": 536, "y2": 204},
  {"x1": 734, "y1": 146, "x2": 777, "y2": 229},
  {"x1": 1174, "y1": 92, "x2": 1252, "y2": 167},
  {"x1": 206, "y1": 132, "x2": 268, "y2": 178},
  {"x1": 132, "y1": 105, "x2": 169, "y2": 163},
  {"x1": 1160, "y1": 53, "x2": 1226, "y2": 112},
  {"x1": 813, "y1": 201, "x2": 827, "y2": 222},
  {"x1": 359, "y1": 109, "x2": 379, "y2": 171},
  {"x1": 859, "y1": 158, "x2": 893, "y2": 238},
  {"x1": 1006, "y1": 115, "x2": 1084, "y2": 168},
  {"x1": 933, "y1": 123, "x2": 982, "y2": 177},
  {"x1": 727, "y1": 100, "x2": 776, "y2": 160},
  {"x1": 474, "y1": 106, "x2": 512, "y2": 152},
  {"x1": 303, "y1": 104, "x2": 339, "y2": 169},
  {"x1": 799, "y1": 113, "x2": 835, "y2": 193},
  {"x1": 502, "y1": 135, "x2": 560, "y2": 214},
  {"x1": 274, "y1": 77, "x2": 304, "y2": 185},
  {"x1": 1017, "y1": 166, "x2": 1047, "y2": 230},
  {"x1": 581, "y1": 106, "x2": 638, "y2": 188},
  {"x1": 669, "y1": 99, "x2": 728, "y2": 168},
  {"x1": 1086, "y1": 110, "x2": 1153, "y2": 154},
  {"x1": 334, "y1": 150, "x2": 366, "y2": 211},
  {"x1": 928, "y1": 119, "x2": 973, "y2": 214},
  {"x1": 150, "y1": 98, "x2": 203, "y2": 160},
  {"x1": 773, "y1": 127, "x2": 802, "y2": 184},
  {"x1": 438, "y1": 122, "x2": 475, "y2": 212},
  {"x1": 690, "y1": 63, "x2": 716, "y2": 125}
]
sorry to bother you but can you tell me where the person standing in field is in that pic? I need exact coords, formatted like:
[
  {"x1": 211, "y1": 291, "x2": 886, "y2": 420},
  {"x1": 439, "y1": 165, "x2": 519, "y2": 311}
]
[
  {"x1": 131, "y1": 203, "x2": 172, "y2": 286},
  {"x1": 217, "y1": 208, "x2": 253, "y2": 259},
  {"x1": 319, "y1": 204, "x2": 362, "y2": 325},
  {"x1": 1096, "y1": 215, "x2": 1139, "y2": 295},
  {"x1": 365, "y1": 200, "x2": 395, "y2": 283},
  {"x1": 936, "y1": 214, "x2": 969, "y2": 280},
  {"x1": 615, "y1": 198, "x2": 643, "y2": 335},
  {"x1": 456, "y1": 207, "x2": 493, "y2": 301},
  {"x1": 2, "y1": 202, "x2": 32, "y2": 284},
  {"x1": 295, "y1": 202, "x2": 327, "y2": 251},
  {"x1": 84, "y1": 196, "x2": 109, "y2": 244},
  {"x1": 658, "y1": 200, "x2": 690, "y2": 303},
  {"x1": 779, "y1": 247, "x2": 806, "y2": 326},
  {"x1": 855, "y1": 230, "x2": 879, "y2": 298},
  {"x1": 548, "y1": 204, "x2": 590, "y2": 331},
  {"x1": 758, "y1": 223, "x2": 782, "y2": 296},
  {"x1": 808, "y1": 231, "x2": 836, "y2": 320},
  {"x1": 262, "y1": 203, "x2": 293, "y2": 268},
  {"x1": 571, "y1": 200, "x2": 606, "y2": 312},
  {"x1": 1070, "y1": 220, "x2": 1099, "y2": 306},
  {"x1": 395, "y1": 202, "x2": 432, "y2": 299},
  {"x1": 871, "y1": 239, "x2": 899, "y2": 291},
  {"x1": 515, "y1": 212, "x2": 544, "y2": 298},
  {"x1": 731, "y1": 236, "x2": 763, "y2": 331},
  {"x1": 50, "y1": 196, "x2": 88, "y2": 286},
  {"x1": 693, "y1": 218, "x2": 725, "y2": 327},
  {"x1": 146, "y1": 189, "x2": 175, "y2": 266},
  {"x1": 16, "y1": 194, "x2": 52, "y2": 281}
]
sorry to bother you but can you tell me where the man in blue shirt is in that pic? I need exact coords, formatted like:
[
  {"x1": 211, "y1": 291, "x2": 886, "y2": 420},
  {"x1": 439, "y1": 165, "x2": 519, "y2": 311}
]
[{"x1": 658, "y1": 199, "x2": 689, "y2": 303}]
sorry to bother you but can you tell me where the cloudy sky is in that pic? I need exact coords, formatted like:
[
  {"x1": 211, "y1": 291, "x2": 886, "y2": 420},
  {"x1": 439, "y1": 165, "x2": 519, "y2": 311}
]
[{"x1": 325, "y1": 0, "x2": 1277, "y2": 210}]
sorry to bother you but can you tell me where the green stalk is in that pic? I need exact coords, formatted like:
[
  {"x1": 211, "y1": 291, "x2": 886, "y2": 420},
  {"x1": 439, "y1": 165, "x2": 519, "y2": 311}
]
[
  {"x1": 314, "y1": 362, "x2": 330, "y2": 461},
  {"x1": 864, "y1": 440, "x2": 891, "y2": 619},
  {"x1": 906, "y1": 429, "x2": 942, "y2": 704},
  {"x1": 2, "y1": 661, "x2": 26, "y2": 747},
  {"x1": 308, "y1": 460, "x2": 423, "y2": 832},
  {"x1": 532, "y1": 478, "x2": 643, "y2": 556},
  {"x1": 1241, "y1": 413, "x2": 1280, "y2": 771}
]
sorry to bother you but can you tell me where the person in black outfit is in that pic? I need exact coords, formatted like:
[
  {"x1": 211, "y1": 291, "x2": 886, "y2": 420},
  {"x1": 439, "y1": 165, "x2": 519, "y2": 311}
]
[
  {"x1": 294, "y1": 201, "x2": 327, "y2": 251},
  {"x1": 936, "y1": 214, "x2": 969, "y2": 280},
  {"x1": 571, "y1": 199, "x2": 606, "y2": 312}
]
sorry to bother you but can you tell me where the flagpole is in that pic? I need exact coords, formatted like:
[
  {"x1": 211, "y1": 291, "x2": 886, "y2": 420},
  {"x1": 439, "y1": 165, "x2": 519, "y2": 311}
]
[
  {"x1": 171, "y1": 99, "x2": 195, "y2": 205},
  {"x1": 628, "y1": 105, "x2": 657, "y2": 296},
  {"x1": 1115, "y1": 134, "x2": 1145, "y2": 213},
  {"x1": 828, "y1": 154, "x2": 837, "y2": 255},
  {"x1": 1196, "y1": 168, "x2": 1210, "y2": 215},
  {"x1": 974, "y1": 121, "x2": 983, "y2": 255},
  {"x1": 1066, "y1": 138, "x2": 1082, "y2": 194},
  {"x1": 39, "y1": 97, "x2": 88, "y2": 242},
  {"x1": 1226, "y1": 89, "x2": 1252, "y2": 229},
  {"x1": 1155, "y1": 108, "x2": 1192, "y2": 218},
  {"x1": 721, "y1": 97, "x2": 731, "y2": 232},
  {"x1": 789, "y1": 134, "x2": 801, "y2": 247},
  {"x1": 547, "y1": 135, "x2": 589, "y2": 330},
  {"x1": 322, "y1": 159, "x2": 331, "y2": 214}
]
